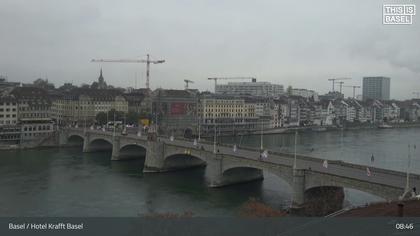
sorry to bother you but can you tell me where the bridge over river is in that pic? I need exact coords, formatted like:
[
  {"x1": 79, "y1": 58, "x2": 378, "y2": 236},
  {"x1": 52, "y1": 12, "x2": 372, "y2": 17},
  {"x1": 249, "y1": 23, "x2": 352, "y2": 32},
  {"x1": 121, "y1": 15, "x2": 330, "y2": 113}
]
[{"x1": 59, "y1": 128, "x2": 420, "y2": 208}]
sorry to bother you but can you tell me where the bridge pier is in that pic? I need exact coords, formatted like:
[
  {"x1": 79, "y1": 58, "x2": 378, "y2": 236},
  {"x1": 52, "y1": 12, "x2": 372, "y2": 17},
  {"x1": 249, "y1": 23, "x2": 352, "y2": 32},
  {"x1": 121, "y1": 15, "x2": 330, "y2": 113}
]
[
  {"x1": 143, "y1": 141, "x2": 165, "y2": 172},
  {"x1": 292, "y1": 169, "x2": 305, "y2": 207},
  {"x1": 205, "y1": 154, "x2": 224, "y2": 187},
  {"x1": 82, "y1": 133, "x2": 91, "y2": 152},
  {"x1": 58, "y1": 131, "x2": 68, "y2": 147},
  {"x1": 111, "y1": 138, "x2": 121, "y2": 161},
  {"x1": 303, "y1": 186, "x2": 345, "y2": 216}
]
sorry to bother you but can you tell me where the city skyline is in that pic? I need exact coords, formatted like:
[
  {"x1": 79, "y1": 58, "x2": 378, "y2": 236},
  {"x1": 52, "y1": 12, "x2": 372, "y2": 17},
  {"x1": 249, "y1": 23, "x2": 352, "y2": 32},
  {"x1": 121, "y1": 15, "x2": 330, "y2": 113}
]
[{"x1": 1, "y1": 0, "x2": 419, "y2": 99}]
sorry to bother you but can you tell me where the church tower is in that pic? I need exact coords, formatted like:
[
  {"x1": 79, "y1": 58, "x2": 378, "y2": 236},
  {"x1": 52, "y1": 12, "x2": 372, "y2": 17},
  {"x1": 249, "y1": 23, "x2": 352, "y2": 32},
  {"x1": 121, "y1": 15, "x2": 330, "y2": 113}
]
[{"x1": 97, "y1": 68, "x2": 107, "y2": 89}]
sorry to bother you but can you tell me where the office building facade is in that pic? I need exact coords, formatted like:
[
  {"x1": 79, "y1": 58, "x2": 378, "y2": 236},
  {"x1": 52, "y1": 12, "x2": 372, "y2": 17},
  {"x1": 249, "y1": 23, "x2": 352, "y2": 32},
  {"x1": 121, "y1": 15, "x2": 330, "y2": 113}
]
[
  {"x1": 363, "y1": 77, "x2": 390, "y2": 101},
  {"x1": 215, "y1": 81, "x2": 284, "y2": 97}
]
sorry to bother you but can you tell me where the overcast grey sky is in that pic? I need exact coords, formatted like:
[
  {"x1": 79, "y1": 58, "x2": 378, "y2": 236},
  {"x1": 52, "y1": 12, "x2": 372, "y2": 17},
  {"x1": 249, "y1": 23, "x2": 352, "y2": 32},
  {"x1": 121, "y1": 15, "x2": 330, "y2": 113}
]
[{"x1": 0, "y1": 0, "x2": 419, "y2": 99}]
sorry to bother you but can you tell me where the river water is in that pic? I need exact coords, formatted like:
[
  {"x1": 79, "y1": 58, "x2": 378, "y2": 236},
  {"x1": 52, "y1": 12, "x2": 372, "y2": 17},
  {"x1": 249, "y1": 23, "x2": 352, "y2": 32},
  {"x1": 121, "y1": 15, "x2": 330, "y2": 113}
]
[{"x1": 1, "y1": 128, "x2": 419, "y2": 217}]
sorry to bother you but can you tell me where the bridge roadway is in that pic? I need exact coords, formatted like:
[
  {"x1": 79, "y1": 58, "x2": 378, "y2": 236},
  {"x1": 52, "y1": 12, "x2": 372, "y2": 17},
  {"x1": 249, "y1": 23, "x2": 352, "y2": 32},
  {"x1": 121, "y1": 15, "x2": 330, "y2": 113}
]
[{"x1": 60, "y1": 128, "x2": 420, "y2": 207}]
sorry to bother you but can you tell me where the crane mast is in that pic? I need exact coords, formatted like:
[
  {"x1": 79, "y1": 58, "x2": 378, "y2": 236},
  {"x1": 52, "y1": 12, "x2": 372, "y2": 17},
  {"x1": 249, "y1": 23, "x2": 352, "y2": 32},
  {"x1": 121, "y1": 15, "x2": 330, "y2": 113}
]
[
  {"x1": 184, "y1": 79, "x2": 194, "y2": 89},
  {"x1": 328, "y1": 78, "x2": 351, "y2": 92},
  {"x1": 344, "y1": 85, "x2": 361, "y2": 98}
]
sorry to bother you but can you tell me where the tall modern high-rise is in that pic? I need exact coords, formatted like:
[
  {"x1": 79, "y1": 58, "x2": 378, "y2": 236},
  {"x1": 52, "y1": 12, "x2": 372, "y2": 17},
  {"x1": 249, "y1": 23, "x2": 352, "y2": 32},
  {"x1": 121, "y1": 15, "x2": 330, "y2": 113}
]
[{"x1": 362, "y1": 76, "x2": 390, "y2": 101}]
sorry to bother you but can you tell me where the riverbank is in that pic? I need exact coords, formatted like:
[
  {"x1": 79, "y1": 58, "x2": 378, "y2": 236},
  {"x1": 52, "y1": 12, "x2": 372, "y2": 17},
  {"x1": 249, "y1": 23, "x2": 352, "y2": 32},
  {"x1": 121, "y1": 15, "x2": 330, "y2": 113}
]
[
  {"x1": 0, "y1": 131, "x2": 65, "y2": 150},
  {"x1": 209, "y1": 121, "x2": 420, "y2": 137}
]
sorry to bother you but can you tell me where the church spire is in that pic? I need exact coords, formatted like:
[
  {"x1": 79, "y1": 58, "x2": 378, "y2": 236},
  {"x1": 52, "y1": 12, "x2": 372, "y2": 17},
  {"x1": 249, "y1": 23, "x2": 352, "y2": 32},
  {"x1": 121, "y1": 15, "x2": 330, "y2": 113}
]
[
  {"x1": 97, "y1": 68, "x2": 107, "y2": 89},
  {"x1": 98, "y1": 68, "x2": 103, "y2": 82}
]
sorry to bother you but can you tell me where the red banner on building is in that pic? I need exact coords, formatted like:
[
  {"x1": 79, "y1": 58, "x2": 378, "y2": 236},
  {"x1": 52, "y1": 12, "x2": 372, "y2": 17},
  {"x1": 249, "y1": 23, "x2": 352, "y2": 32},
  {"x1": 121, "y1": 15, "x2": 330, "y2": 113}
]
[{"x1": 171, "y1": 103, "x2": 186, "y2": 115}]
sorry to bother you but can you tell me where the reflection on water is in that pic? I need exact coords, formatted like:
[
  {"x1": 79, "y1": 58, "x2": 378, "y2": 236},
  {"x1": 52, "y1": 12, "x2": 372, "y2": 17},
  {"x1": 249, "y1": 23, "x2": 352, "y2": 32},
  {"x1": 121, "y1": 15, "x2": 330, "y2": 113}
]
[{"x1": 0, "y1": 148, "x2": 291, "y2": 216}]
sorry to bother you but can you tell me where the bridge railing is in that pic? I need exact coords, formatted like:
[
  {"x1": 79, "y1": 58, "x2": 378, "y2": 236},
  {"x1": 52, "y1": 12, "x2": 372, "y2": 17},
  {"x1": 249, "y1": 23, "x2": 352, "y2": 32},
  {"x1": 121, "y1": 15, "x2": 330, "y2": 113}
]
[
  {"x1": 66, "y1": 128, "x2": 420, "y2": 178},
  {"x1": 167, "y1": 136, "x2": 420, "y2": 178}
]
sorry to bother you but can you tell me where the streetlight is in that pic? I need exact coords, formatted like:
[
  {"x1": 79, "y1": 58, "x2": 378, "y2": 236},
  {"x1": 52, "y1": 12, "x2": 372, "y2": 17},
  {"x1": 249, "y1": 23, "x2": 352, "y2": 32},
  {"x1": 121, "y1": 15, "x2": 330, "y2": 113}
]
[
  {"x1": 113, "y1": 112, "x2": 116, "y2": 140},
  {"x1": 106, "y1": 111, "x2": 109, "y2": 130},
  {"x1": 405, "y1": 144, "x2": 412, "y2": 195},
  {"x1": 293, "y1": 129, "x2": 298, "y2": 169},
  {"x1": 196, "y1": 98, "x2": 201, "y2": 141},
  {"x1": 123, "y1": 112, "x2": 126, "y2": 133},
  {"x1": 198, "y1": 115, "x2": 201, "y2": 141},
  {"x1": 213, "y1": 124, "x2": 217, "y2": 154},
  {"x1": 212, "y1": 111, "x2": 217, "y2": 154},
  {"x1": 155, "y1": 112, "x2": 159, "y2": 136},
  {"x1": 198, "y1": 122, "x2": 201, "y2": 141},
  {"x1": 260, "y1": 119, "x2": 264, "y2": 151}
]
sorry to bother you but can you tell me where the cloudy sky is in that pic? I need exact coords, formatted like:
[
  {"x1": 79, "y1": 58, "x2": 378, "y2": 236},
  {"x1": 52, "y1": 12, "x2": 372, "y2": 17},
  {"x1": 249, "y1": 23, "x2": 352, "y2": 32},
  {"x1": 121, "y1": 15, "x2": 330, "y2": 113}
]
[{"x1": 0, "y1": 0, "x2": 419, "y2": 99}]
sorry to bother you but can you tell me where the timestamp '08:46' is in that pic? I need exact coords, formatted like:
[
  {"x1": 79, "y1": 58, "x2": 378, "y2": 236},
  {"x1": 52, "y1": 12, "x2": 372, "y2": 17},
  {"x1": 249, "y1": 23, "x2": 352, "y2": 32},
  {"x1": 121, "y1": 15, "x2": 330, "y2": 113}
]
[{"x1": 395, "y1": 223, "x2": 414, "y2": 230}]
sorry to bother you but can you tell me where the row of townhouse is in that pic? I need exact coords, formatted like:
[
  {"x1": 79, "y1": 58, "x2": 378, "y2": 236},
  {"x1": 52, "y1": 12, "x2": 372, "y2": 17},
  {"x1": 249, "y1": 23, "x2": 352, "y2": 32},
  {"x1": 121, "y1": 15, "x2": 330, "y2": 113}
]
[
  {"x1": 51, "y1": 88, "x2": 128, "y2": 126},
  {"x1": 271, "y1": 96, "x2": 420, "y2": 127},
  {"x1": 1, "y1": 86, "x2": 132, "y2": 144},
  {"x1": 0, "y1": 87, "x2": 55, "y2": 144}
]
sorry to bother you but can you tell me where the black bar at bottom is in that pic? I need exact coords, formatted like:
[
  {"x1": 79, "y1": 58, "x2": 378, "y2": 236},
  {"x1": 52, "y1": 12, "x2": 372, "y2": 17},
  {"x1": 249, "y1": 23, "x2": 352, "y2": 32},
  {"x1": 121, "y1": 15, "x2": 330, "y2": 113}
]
[{"x1": 1, "y1": 217, "x2": 420, "y2": 236}]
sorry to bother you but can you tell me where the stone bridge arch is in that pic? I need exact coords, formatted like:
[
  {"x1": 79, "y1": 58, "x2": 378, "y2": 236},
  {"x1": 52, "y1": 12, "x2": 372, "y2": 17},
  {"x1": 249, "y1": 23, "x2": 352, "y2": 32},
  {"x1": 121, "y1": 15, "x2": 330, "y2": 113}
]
[
  {"x1": 304, "y1": 172, "x2": 402, "y2": 201},
  {"x1": 118, "y1": 143, "x2": 148, "y2": 160},
  {"x1": 120, "y1": 142, "x2": 148, "y2": 152},
  {"x1": 221, "y1": 160, "x2": 294, "y2": 188},
  {"x1": 163, "y1": 150, "x2": 207, "y2": 171},
  {"x1": 67, "y1": 133, "x2": 84, "y2": 140},
  {"x1": 67, "y1": 134, "x2": 85, "y2": 146},
  {"x1": 89, "y1": 136, "x2": 114, "y2": 146},
  {"x1": 219, "y1": 166, "x2": 264, "y2": 187},
  {"x1": 85, "y1": 137, "x2": 113, "y2": 153}
]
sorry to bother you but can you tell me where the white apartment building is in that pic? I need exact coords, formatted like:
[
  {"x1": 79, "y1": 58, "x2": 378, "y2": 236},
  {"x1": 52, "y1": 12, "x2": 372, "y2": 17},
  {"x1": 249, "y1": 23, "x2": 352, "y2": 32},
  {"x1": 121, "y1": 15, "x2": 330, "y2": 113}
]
[
  {"x1": 291, "y1": 88, "x2": 319, "y2": 101},
  {"x1": 0, "y1": 96, "x2": 18, "y2": 125},
  {"x1": 383, "y1": 102, "x2": 400, "y2": 122},
  {"x1": 215, "y1": 81, "x2": 284, "y2": 97},
  {"x1": 199, "y1": 96, "x2": 258, "y2": 134}
]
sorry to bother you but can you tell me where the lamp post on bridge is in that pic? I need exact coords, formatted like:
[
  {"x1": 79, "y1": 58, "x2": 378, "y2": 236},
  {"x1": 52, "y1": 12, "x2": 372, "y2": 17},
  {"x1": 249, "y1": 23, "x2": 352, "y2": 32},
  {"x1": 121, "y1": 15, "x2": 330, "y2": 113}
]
[
  {"x1": 405, "y1": 144, "x2": 413, "y2": 195},
  {"x1": 198, "y1": 115, "x2": 201, "y2": 142},
  {"x1": 106, "y1": 111, "x2": 109, "y2": 130},
  {"x1": 196, "y1": 98, "x2": 201, "y2": 141},
  {"x1": 113, "y1": 113, "x2": 116, "y2": 143},
  {"x1": 213, "y1": 124, "x2": 217, "y2": 154},
  {"x1": 260, "y1": 119, "x2": 264, "y2": 151},
  {"x1": 83, "y1": 116, "x2": 86, "y2": 135},
  {"x1": 293, "y1": 129, "x2": 298, "y2": 170},
  {"x1": 401, "y1": 144, "x2": 416, "y2": 199},
  {"x1": 213, "y1": 112, "x2": 217, "y2": 154}
]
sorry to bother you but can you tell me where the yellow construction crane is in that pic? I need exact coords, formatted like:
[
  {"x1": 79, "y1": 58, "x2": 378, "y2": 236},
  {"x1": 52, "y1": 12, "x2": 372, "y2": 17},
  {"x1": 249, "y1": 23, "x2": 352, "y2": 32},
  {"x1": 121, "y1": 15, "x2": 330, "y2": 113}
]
[
  {"x1": 328, "y1": 78, "x2": 351, "y2": 92},
  {"x1": 208, "y1": 77, "x2": 256, "y2": 92},
  {"x1": 344, "y1": 85, "x2": 361, "y2": 98},
  {"x1": 91, "y1": 54, "x2": 165, "y2": 89},
  {"x1": 184, "y1": 79, "x2": 194, "y2": 89}
]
